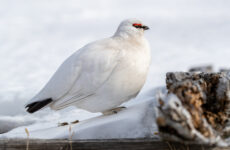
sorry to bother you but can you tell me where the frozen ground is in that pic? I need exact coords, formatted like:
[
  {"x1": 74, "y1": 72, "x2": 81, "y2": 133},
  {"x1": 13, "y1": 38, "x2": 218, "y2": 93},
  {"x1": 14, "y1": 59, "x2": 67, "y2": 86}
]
[{"x1": 0, "y1": 0, "x2": 230, "y2": 139}]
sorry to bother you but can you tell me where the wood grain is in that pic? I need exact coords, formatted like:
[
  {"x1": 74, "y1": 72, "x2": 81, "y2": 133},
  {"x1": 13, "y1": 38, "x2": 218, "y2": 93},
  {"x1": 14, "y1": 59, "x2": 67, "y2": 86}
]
[{"x1": 0, "y1": 138, "x2": 229, "y2": 150}]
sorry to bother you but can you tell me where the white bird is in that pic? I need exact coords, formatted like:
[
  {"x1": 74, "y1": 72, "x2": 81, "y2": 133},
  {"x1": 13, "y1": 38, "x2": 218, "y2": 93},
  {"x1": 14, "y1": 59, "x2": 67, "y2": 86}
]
[{"x1": 26, "y1": 19, "x2": 151, "y2": 114}]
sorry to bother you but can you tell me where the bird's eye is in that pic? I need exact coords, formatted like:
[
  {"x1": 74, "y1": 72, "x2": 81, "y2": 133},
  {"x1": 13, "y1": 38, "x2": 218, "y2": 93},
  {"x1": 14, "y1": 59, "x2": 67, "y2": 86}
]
[
  {"x1": 132, "y1": 23, "x2": 149, "y2": 30},
  {"x1": 132, "y1": 23, "x2": 142, "y2": 29}
]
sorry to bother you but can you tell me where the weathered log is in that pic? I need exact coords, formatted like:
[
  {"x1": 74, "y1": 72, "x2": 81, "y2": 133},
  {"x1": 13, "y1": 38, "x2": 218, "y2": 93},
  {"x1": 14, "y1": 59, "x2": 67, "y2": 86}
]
[
  {"x1": 189, "y1": 65, "x2": 213, "y2": 73},
  {"x1": 0, "y1": 138, "x2": 229, "y2": 150},
  {"x1": 157, "y1": 72, "x2": 230, "y2": 146}
]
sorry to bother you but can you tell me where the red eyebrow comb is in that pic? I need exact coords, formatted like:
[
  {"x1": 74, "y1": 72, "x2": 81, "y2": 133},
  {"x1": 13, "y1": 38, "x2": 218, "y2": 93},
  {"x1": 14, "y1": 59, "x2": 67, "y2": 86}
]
[{"x1": 133, "y1": 23, "x2": 142, "y2": 26}]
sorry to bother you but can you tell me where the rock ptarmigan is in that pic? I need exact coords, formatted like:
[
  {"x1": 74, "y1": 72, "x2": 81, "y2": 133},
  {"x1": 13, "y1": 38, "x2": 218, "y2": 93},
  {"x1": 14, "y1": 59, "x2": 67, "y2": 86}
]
[{"x1": 25, "y1": 19, "x2": 151, "y2": 114}]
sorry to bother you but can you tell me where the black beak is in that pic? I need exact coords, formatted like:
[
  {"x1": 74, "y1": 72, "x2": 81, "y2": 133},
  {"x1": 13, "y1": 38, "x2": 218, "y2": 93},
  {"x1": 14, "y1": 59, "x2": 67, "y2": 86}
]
[{"x1": 142, "y1": 25, "x2": 149, "y2": 30}]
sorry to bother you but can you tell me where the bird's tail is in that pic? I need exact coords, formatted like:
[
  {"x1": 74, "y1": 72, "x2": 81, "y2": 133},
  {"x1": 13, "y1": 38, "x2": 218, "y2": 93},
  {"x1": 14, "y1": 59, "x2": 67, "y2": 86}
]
[{"x1": 25, "y1": 98, "x2": 53, "y2": 113}]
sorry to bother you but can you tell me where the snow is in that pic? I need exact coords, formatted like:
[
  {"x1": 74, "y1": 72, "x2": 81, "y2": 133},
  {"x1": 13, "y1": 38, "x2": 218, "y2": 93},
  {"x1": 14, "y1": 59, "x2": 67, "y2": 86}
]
[
  {"x1": 0, "y1": 116, "x2": 36, "y2": 134},
  {"x1": 0, "y1": 99, "x2": 158, "y2": 139},
  {"x1": 1, "y1": 0, "x2": 230, "y2": 139}
]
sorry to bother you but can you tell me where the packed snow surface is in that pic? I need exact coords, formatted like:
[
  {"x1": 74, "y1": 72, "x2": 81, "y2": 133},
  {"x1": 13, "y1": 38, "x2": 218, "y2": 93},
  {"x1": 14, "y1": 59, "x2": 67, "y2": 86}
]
[
  {"x1": 1, "y1": 0, "x2": 230, "y2": 139},
  {"x1": 0, "y1": 99, "x2": 158, "y2": 139}
]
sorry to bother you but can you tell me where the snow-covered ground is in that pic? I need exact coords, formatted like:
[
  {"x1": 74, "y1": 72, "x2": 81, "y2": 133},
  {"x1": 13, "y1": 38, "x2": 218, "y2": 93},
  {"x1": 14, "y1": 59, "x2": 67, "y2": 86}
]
[
  {"x1": 0, "y1": 99, "x2": 158, "y2": 139},
  {"x1": 1, "y1": 0, "x2": 230, "y2": 139}
]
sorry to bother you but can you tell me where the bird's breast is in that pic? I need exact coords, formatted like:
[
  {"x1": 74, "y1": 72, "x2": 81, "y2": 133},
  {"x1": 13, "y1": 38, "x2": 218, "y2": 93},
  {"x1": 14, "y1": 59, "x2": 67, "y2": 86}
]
[{"x1": 102, "y1": 45, "x2": 151, "y2": 98}]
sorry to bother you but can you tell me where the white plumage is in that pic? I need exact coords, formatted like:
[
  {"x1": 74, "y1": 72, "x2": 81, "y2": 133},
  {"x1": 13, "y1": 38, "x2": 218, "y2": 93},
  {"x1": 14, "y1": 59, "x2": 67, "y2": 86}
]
[{"x1": 26, "y1": 19, "x2": 151, "y2": 113}]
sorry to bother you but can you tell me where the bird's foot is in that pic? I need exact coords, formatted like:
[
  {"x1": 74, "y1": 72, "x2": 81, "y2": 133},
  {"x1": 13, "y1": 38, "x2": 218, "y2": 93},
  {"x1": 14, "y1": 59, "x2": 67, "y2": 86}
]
[
  {"x1": 58, "y1": 120, "x2": 79, "y2": 127},
  {"x1": 58, "y1": 122, "x2": 69, "y2": 127},
  {"x1": 102, "y1": 106, "x2": 126, "y2": 115},
  {"x1": 71, "y1": 120, "x2": 79, "y2": 124}
]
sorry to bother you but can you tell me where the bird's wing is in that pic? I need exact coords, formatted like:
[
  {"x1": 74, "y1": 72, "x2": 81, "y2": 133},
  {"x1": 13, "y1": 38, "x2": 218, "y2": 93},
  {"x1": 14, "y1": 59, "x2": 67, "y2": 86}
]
[
  {"x1": 50, "y1": 41, "x2": 122, "y2": 109},
  {"x1": 26, "y1": 51, "x2": 82, "y2": 105},
  {"x1": 27, "y1": 39, "x2": 122, "y2": 108}
]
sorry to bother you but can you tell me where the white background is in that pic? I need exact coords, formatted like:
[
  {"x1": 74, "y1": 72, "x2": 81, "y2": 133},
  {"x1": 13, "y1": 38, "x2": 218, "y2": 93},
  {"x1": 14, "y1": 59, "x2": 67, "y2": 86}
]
[{"x1": 0, "y1": 0, "x2": 230, "y2": 117}]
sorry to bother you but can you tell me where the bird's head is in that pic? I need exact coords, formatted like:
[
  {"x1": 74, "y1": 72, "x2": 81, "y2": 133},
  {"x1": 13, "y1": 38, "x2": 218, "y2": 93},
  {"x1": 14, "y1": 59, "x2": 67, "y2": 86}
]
[{"x1": 114, "y1": 19, "x2": 149, "y2": 38}]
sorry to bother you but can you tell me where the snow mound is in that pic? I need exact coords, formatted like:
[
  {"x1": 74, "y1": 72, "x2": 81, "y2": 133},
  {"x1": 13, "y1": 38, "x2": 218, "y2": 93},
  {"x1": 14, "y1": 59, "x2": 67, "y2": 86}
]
[
  {"x1": 0, "y1": 99, "x2": 158, "y2": 140},
  {"x1": 0, "y1": 116, "x2": 36, "y2": 134}
]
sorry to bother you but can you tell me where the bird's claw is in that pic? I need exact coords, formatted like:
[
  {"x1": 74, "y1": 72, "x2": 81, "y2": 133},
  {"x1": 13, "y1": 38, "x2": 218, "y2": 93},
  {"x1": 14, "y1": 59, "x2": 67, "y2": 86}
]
[
  {"x1": 58, "y1": 122, "x2": 69, "y2": 127},
  {"x1": 58, "y1": 120, "x2": 79, "y2": 127},
  {"x1": 102, "y1": 106, "x2": 126, "y2": 115},
  {"x1": 71, "y1": 120, "x2": 79, "y2": 124}
]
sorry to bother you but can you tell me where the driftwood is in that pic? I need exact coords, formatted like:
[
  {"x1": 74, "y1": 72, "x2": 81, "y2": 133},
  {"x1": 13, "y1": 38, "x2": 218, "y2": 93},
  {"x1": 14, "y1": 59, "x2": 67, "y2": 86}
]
[
  {"x1": 189, "y1": 65, "x2": 213, "y2": 73},
  {"x1": 157, "y1": 72, "x2": 230, "y2": 146},
  {"x1": 188, "y1": 65, "x2": 230, "y2": 73},
  {"x1": 0, "y1": 138, "x2": 229, "y2": 150}
]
